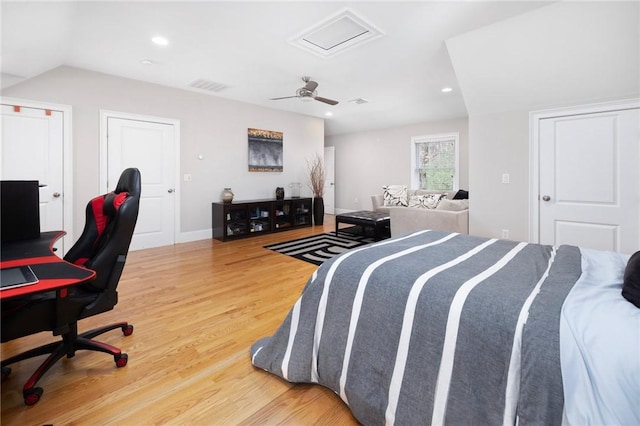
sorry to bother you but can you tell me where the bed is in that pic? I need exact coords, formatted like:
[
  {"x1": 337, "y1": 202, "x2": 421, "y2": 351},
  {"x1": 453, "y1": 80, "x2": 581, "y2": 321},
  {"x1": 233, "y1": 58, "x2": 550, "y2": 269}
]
[{"x1": 251, "y1": 230, "x2": 640, "y2": 425}]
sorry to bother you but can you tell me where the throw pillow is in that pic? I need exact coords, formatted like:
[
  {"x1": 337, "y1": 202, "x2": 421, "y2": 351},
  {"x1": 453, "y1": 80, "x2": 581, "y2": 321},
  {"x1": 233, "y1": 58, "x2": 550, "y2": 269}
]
[
  {"x1": 436, "y1": 199, "x2": 469, "y2": 211},
  {"x1": 409, "y1": 194, "x2": 443, "y2": 209},
  {"x1": 453, "y1": 189, "x2": 469, "y2": 200},
  {"x1": 414, "y1": 190, "x2": 455, "y2": 200},
  {"x1": 622, "y1": 251, "x2": 640, "y2": 308},
  {"x1": 383, "y1": 185, "x2": 408, "y2": 207}
]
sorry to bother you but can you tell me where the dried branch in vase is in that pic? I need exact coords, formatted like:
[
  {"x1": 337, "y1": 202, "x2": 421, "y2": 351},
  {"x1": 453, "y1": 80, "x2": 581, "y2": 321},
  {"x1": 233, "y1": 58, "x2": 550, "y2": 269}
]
[{"x1": 307, "y1": 153, "x2": 325, "y2": 198}]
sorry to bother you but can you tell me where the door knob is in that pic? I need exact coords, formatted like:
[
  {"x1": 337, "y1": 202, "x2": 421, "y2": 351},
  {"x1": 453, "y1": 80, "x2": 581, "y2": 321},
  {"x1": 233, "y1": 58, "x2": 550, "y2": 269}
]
[
  {"x1": 168, "y1": 188, "x2": 174, "y2": 193},
  {"x1": 53, "y1": 192, "x2": 61, "y2": 198},
  {"x1": 542, "y1": 195, "x2": 551, "y2": 201}
]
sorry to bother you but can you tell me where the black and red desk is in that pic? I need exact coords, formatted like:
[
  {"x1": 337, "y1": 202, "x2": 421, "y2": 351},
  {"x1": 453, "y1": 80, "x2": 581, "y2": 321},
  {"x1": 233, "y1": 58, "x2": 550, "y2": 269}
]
[
  {"x1": 1, "y1": 231, "x2": 95, "y2": 300},
  {"x1": 1, "y1": 231, "x2": 96, "y2": 405}
]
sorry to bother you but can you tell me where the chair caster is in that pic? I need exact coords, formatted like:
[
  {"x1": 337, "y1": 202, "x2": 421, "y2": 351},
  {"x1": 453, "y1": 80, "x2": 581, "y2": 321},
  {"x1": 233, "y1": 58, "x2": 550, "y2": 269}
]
[
  {"x1": 115, "y1": 353, "x2": 128, "y2": 368},
  {"x1": 24, "y1": 387, "x2": 43, "y2": 406},
  {"x1": 122, "y1": 324, "x2": 134, "y2": 336},
  {"x1": 1, "y1": 366, "x2": 11, "y2": 381}
]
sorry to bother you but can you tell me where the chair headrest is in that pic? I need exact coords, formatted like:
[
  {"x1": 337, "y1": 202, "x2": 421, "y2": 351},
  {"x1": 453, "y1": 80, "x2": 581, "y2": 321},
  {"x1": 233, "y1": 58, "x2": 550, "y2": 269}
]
[
  {"x1": 115, "y1": 168, "x2": 141, "y2": 197},
  {"x1": 103, "y1": 192, "x2": 129, "y2": 217}
]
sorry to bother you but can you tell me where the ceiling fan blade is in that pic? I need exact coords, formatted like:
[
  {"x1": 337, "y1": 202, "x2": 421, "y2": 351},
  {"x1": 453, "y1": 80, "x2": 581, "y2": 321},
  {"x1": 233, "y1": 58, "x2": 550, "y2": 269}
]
[
  {"x1": 304, "y1": 80, "x2": 318, "y2": 92},
  {"x1": 314, "y1": 96, "x2": 339, "y2": 106},
  {"x1": 270, "y1": 96, "x2": 298, "y2": 100}
]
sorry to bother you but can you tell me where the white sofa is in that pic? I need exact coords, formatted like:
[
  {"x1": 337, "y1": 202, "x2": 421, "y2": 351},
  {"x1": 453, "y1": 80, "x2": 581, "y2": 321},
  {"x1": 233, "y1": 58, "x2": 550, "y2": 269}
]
[{"x1": 371, "y1": 189, "x2": 469, "y2": 237}]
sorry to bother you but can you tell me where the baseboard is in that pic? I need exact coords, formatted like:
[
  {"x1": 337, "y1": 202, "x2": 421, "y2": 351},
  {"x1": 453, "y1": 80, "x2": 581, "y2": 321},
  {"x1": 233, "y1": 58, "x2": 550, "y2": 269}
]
[{"x1": 177, "y1": 229, "x2": 212, "y2": 243}]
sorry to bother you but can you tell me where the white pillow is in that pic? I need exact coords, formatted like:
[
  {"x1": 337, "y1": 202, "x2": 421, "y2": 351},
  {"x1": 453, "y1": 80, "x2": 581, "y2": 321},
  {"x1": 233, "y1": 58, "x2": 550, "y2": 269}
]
[
  {"x1": 409, "y1": 193, "x2": 443, "y2": 209},
  {"x1": 383, "y1": 185, "x2": 408, "y2": 207},
  {"x1": 436, "y1": 199, "x2": 469, "y2": 211},
  {"x1": 415, "y1": 189, "x2": 455, "y2": 200}
]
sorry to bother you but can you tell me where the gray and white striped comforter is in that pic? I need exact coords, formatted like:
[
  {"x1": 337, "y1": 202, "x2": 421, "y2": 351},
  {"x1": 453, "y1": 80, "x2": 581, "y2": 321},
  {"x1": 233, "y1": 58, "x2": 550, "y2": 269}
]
[{"x1": 251, "y1": 231, "x2": 582, "y2": 425}]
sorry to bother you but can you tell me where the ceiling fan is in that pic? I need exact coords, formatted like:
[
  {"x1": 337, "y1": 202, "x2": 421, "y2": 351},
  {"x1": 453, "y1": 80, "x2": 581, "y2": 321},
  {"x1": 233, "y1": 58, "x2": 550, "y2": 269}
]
[{"x1": 270, "y1": 76, "x2": 339, "y2": 105}]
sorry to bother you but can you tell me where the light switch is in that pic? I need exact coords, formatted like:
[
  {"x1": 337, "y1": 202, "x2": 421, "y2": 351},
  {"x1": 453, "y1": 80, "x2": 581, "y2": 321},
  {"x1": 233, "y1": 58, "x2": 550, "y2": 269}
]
[
  {"x1": 184, "y1": 174, "x2": 192, "y2": 182},
  {"x1": 502, "y1": 173, "x2": 510, "y2": 184}
]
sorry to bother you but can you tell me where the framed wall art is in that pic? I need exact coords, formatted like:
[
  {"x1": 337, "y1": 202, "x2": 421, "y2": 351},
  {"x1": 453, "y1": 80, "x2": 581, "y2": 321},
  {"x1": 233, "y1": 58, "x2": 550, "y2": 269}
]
[{"x1": 248, "y1": 128, "x2": 283, "y2": 172}]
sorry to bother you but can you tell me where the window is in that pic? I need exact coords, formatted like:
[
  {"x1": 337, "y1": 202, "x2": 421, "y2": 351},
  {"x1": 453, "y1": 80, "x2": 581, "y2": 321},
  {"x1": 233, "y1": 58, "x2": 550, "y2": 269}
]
[{"x1": 411, "y1": 133, "x2": 459, "y2": 191}]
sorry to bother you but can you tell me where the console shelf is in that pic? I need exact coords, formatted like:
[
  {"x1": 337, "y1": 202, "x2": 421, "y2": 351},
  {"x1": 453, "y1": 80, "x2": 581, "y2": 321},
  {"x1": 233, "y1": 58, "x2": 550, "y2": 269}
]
[{"x1": 212, "y1": 197, "x2": 312, "y2": 241}]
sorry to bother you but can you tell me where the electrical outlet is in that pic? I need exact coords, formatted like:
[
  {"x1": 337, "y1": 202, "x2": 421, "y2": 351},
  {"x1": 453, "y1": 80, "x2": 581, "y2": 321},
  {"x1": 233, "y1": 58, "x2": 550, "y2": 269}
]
[
  {"x1": 501, "y1": 229, "x2": 510, "y2": 239},
  {"x1": 354, "y1": 197, "x2": 359, "y2": 204}
]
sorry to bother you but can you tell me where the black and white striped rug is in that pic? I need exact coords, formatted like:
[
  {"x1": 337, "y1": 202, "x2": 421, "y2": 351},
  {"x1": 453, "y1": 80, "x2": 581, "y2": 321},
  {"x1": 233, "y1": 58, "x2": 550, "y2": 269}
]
[{"x1": 264, "y1": 229, "x2": 379, "y2": 266}]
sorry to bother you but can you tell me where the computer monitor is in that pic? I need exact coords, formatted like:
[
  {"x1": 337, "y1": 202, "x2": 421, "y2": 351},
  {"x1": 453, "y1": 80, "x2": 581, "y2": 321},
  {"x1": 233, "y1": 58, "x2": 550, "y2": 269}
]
[{"x1": 1, "y1": 180, "x2": 41, "y2": 242}]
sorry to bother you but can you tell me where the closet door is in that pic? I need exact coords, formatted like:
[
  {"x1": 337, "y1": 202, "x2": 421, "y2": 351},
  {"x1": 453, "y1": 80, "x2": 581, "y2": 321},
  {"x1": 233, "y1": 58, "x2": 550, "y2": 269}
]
[
  {"x1": 1, "y1": 103, "x2": 67, "y2": 252},
  {"x1": 538, "y1": 107, "x2": 639, "y2": 253},
  {"x1": 105, "y1": 114, "x2": 178, "y2": 250}
]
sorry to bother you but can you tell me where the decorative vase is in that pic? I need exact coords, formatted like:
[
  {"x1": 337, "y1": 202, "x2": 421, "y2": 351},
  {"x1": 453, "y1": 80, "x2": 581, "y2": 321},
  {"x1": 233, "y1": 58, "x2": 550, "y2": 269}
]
[
  {"x1": 221, "y1": 188, "x2": 234, "y2": 203},
  {"x1": 275, "y1": 187, "x2": 285, "y2": 200},
  {"x1": 313, "y1": 197, "x2": 324, "y2": 226}
]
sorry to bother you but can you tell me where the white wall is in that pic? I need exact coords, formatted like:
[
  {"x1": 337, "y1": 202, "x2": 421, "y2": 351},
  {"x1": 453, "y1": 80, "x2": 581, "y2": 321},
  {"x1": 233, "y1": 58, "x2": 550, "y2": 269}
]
[
  {"x1": 1, "y1": 66, "x2": 324, "y2": 240},
  {"x1": 446, "y1": 1, "x2": 640, "y2": 241},
  {"x1": 446, "y1": 2, "x2": 640, "y2": 117},
  {"x1": 468, "y1": 110, "x2": 529, "y2": 241},
  {"x1": 326, "y1": 118, "x2": 468, "y2": 213}
]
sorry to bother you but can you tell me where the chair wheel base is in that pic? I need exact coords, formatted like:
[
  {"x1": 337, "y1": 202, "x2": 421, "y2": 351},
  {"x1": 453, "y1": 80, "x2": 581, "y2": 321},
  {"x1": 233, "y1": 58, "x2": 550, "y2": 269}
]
[
  {"x1": 24, "y1": 387, "x2": 43, "y2": 406},
  {"x1": 115, "y1": 353, "x2": 128, "y2": 368},
  {"x1": 3, "y1": 322, "x2": 133, "y2": 405}
]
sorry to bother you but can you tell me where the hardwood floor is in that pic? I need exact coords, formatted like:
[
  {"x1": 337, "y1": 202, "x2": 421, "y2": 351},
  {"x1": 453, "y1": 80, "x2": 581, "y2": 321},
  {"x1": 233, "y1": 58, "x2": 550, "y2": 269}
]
[{"x1": 1, "y1": 217, "x2": 360, "y2": 425}]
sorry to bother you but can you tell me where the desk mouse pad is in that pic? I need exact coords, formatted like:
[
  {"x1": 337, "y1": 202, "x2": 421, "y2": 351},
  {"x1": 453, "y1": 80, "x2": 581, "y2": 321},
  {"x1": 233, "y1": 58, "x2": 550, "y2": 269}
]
[{"x1": 0, "y1": 265, "x2": 39, "y2": 290}]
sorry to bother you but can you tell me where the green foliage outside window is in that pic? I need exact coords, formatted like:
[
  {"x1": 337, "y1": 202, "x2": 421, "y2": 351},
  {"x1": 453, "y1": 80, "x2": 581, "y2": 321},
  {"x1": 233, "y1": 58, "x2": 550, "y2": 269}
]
[
  {"x1": 415, "y1": 138, "x2": 455, "y2": 191},
  {"x1": 418, "y1": 169, "x2": 454, "y2": 191}
]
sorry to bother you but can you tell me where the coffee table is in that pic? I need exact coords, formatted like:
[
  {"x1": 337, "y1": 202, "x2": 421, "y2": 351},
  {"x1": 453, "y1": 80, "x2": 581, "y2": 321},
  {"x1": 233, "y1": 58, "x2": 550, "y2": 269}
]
[{"x1": 335, "y1": 210, "x2": 390, "y2": 239}]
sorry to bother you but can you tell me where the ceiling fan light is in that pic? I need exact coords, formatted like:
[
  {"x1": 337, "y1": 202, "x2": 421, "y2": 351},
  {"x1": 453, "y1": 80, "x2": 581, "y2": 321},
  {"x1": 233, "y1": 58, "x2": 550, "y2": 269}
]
[{"x1": 272, "y1": 77, "x2": 338, "y2": 105}]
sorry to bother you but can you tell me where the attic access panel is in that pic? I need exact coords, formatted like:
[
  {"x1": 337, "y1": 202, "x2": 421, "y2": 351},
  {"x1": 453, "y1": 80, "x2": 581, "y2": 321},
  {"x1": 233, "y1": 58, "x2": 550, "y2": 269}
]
[{"x1": 290, "y1": 8, "x2": 384, "y2": 58}]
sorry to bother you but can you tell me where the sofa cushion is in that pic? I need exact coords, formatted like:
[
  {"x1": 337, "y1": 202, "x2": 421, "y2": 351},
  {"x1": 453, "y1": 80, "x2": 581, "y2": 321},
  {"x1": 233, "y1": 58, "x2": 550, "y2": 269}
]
[
  {"x1": 390, "y1": 205, "x2": 469, "y2": 237},
  {"x1": 409, "y1": 193, "x2": 444, "y2": 209},
  {"x1": 436, "y1": 199, "x2": 469, "y2": 211},
  {"x1": 382, "y1": 185, "x2": 408, "y2": 207}
]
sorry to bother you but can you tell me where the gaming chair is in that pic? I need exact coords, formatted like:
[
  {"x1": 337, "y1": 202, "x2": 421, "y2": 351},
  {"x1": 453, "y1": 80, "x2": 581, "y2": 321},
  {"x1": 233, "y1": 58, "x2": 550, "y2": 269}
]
[{"x1": 1, "y1": 168, "x2": 141, "y2": 405}]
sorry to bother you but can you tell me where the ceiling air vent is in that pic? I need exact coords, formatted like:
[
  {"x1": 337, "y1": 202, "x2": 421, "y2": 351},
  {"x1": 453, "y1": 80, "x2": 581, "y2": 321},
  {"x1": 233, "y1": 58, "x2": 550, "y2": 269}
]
[
  {"x1": 349, "y1": 97, "x2": 370, "y2": 105},
  {"x1": 290, "y1": 8, "x2": 384, "y2": 59},
  {"x1": 188, "y1": 79, "x2": 229, "y2": 93}
]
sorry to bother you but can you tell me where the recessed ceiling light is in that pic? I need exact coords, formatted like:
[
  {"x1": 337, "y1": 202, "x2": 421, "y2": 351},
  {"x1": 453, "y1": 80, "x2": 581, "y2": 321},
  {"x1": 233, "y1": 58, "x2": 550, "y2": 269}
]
[
  {"x1": 325, "y1": 112, "x2": 333, "y2": 117},
  {"x1": 441, "y1": 87, "x2": 453, "y2": 93},
  {"x1": 152, "y1": 36, "x2": 168, "y2": 46},
  {"x1": 140, "y1": 59, "x2": 154, "y2": 65}
]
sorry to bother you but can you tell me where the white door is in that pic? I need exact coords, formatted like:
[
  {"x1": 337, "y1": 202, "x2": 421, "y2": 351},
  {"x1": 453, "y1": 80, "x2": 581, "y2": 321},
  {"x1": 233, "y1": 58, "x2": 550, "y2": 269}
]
[
  {"x1": 324, "y1": 146, "x2": 335, "y2": 214},
  {"x1": 538, "y1": 107, "x2": 639, "y2": 253},
  {"x1": 1, "y1": 103, "x2": 67, "y2": 252},
  {"x1": 105, "y1": 116, "x2": 177, "y2": 250}
]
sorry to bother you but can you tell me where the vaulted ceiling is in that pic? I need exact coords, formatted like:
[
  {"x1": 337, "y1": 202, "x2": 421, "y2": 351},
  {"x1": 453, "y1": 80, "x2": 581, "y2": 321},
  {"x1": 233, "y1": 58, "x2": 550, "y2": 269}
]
[{"x1": 5, "y1": 1, "x2": 635, "y2": 136}]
